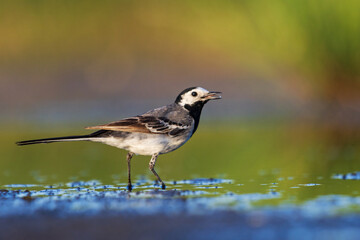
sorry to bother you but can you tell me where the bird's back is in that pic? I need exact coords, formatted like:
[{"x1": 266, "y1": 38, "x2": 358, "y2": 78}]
[{"x1": 143, "y1": 103, "x2": 193, "y2": 126}]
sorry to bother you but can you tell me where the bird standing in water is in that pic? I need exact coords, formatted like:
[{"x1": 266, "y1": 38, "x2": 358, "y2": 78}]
[{"x1": 17, "y1": 87, "x2": 222, "y2": 191}]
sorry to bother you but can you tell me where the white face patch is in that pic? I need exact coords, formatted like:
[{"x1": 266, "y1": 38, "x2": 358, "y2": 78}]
[{"x1": 178, "y1": 87, "x2": 210, "y2": 107}]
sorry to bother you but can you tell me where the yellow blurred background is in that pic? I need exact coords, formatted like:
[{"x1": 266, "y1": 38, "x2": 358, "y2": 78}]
[{"x1": 1, "y1": 0, "x2": 359, "y2": 125}]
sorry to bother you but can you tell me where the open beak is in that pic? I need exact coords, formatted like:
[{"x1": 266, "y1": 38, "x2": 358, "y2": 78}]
[{"x1": 203, "y1": 91, "x2": 222, "y2": 100}]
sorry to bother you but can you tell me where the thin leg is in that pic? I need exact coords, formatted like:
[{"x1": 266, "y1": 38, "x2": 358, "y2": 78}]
[
  {"x1": 126, "y1": 152, "x2": 134, "y2": 191},
  {"x1": 149, "y1": 154, "x2": 166, "y2": 189}
]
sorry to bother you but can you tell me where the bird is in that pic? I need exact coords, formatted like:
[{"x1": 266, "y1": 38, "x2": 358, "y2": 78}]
[{"x1": 16, "y1": 87, "x2": 222, "y2": 191}]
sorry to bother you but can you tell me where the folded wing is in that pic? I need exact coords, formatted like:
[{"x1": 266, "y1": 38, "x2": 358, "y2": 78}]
[{"x1": 86, "y1": 116, "x2": 191, "y2": 136}]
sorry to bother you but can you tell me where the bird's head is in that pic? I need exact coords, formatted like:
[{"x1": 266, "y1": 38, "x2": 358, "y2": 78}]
[{"x1": 175, "y1": 87, "x2": 222, "y2": 109}]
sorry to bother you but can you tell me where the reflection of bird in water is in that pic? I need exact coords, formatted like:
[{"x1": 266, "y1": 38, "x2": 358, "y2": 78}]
[{"x1": 17, "y1": 87, "x2": 221, "y2": 191}]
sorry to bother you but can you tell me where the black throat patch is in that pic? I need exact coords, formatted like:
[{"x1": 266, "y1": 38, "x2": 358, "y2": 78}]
[{"x1": 184, "y1": 101, "x2": 205, "y2": 136}]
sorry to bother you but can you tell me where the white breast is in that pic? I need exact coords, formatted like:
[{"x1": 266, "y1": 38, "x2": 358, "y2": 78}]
[{"x1": 91, "y1": 131, "x2": 192, "y2": 156}]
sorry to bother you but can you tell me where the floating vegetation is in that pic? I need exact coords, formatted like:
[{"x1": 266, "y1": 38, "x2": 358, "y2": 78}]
[
  {"x1": 333, "y1": 172, "x2": 360, "y2": 180},
  {"x1": 0, "y1": 176, "x2": 359, "y2": 219}
]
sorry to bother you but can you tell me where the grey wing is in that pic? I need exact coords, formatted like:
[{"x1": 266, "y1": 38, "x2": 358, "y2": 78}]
[
  {"x1": 142, "y1": 103, "x2": 194, "y2": 136},
  {"x1": 86, "y1": 115, "x2": 192, "y2": 137},
  {"x1": 144, "y1": 116, "x2": 192, "y2": 136}
]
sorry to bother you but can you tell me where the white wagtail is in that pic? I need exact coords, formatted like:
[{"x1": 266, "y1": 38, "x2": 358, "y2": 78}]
[{"x1": 17, "y1": 87, "x2": 222, "y2": 190}]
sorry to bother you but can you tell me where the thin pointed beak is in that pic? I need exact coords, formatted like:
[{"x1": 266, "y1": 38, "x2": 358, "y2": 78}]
[{"x1": 203, "y1": 91, "x2": 222, "y2": 100}]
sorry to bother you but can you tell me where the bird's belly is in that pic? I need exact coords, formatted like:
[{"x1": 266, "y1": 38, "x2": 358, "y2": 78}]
[
  {"x1": 159, "y1": 135, "x2": 189, "y2": 154},
  {"x1": 94, "y1": 133, "x2": 189, "y2": 156}
]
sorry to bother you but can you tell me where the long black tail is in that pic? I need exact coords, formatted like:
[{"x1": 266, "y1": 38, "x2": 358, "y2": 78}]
[
  {"x1": 16, "y1": 130, "x2": 108, "y2": 146},
  {"x1": 16, "y1": 135, "x2": 94, "y2": 146}
]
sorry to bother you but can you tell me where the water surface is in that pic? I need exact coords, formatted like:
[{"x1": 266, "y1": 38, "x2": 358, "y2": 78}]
[{"x1": 1, "y1": 121, "x2": 359, "y2": 217}]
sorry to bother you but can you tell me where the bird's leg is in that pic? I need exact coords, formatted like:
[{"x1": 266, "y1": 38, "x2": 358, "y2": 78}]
[
  {"x1": 126, "y1": 152, "x2": 134, "y2": 191},
  {"x1": 149, "y1": 154, "x2": 166, "y2": 189}
]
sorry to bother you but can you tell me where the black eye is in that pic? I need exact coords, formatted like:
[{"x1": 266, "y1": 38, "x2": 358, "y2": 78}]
[{"x1": 191, "y1": 92, "x2": 198, "y2": 97}]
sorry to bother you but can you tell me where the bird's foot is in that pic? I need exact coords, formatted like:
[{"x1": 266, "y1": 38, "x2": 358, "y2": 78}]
[
  {"x1": 127, "y1": 183, "x2": 133, "y2": 192},
  {"x1": 154, "y1": 180, "x2": 166, "y2": 190}
]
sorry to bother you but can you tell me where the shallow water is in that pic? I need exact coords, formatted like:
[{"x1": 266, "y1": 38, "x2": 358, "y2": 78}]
[
  {"x1": 1, "y1": 122, "x2": 360, "y2": 239},
  {"x1": 1, "y1": 175, "x2": 360, "y2": 218}
]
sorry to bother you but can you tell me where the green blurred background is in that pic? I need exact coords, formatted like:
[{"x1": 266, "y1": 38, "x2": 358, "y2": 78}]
[{"x1": 1, "y1": 0, "x2": 360, "y2": 193}]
